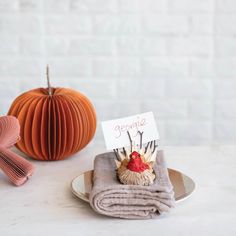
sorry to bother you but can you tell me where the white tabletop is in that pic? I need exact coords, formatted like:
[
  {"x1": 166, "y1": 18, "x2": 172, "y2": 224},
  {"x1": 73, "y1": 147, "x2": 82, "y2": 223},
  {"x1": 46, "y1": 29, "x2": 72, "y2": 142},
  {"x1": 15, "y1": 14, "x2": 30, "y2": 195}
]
[{"x1": 1, "y1": 145, "x2": 236, "y2": 236}]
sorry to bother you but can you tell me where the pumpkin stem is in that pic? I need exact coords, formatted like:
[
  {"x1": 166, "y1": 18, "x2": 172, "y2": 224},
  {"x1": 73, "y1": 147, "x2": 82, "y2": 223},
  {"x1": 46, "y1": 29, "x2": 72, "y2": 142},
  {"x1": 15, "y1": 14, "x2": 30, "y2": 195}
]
[{"x1": 46, "y1": 65, "x2": 52, "y2": 96}]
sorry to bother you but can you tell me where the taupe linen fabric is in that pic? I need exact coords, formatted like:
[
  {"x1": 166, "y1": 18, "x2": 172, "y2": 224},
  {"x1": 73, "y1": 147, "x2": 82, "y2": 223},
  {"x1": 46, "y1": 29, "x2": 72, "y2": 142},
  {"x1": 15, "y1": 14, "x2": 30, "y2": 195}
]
[{"x1": 89, "y1": 150, "x2": 175, "y2": 219}]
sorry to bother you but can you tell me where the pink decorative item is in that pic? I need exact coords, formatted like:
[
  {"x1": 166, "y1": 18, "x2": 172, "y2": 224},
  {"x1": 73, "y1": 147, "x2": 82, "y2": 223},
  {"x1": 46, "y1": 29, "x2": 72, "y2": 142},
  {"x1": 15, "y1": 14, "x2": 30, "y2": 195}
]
[{"x1": 0, "y1": 116, "x2": 35, "y2": 186}]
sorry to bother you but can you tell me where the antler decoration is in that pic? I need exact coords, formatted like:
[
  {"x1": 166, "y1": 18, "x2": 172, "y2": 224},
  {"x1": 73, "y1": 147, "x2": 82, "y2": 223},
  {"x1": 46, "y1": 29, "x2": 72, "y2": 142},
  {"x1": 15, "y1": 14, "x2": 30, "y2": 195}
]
[
  {"x1": 114, "y1": 131, "x2": 158, "y2": 186},
  {"x1": 0, "y1": 116, "x2": 35, "y2": 186}
]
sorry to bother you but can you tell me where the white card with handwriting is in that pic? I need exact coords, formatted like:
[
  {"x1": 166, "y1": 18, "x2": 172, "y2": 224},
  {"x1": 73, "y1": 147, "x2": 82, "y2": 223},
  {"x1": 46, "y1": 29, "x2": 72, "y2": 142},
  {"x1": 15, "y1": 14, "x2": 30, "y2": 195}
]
[{"x1": 101, "y1": 112, "x2": 159, "y2": 150}]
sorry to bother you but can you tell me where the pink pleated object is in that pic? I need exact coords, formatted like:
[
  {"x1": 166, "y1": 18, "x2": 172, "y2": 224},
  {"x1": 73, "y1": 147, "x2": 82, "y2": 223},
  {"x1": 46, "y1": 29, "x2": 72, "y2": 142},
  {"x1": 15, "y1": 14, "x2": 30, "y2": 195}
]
[{"x1": 0, "y1": 116, "x2": 35, "y2": 186}]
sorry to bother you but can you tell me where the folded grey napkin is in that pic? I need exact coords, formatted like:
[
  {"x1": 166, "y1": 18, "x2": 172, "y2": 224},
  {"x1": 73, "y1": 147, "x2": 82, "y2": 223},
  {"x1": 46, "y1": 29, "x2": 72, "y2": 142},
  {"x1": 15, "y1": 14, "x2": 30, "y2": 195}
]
[{"x1": 89, "y1": 150, "x2": 175, "y2": 219}]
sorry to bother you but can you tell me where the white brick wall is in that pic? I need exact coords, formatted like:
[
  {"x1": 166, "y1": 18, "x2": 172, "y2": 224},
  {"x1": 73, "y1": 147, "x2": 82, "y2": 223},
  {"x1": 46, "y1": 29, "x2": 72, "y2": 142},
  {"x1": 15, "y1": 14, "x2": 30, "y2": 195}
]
[{"x1": 0, "y1": 0, "x2": 236, "y2": 145}]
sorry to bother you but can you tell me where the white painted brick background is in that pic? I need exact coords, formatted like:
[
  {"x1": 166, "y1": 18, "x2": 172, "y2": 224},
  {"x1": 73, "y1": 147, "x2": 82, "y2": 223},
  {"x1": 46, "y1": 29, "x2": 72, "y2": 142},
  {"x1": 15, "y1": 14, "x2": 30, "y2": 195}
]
[{"x1": 0, "y1": 0, "x2": 236, "y2": 145}]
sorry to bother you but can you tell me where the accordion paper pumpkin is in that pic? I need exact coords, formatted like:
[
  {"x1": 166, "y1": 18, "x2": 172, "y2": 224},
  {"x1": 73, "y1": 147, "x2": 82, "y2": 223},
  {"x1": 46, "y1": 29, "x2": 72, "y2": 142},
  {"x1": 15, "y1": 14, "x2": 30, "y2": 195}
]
[
  {"x1": 8, "y1": 87, "x2": 97, "y2": 161},
  {"x1": 0, "y1": 116, "x2": 35, "y2": 186}
]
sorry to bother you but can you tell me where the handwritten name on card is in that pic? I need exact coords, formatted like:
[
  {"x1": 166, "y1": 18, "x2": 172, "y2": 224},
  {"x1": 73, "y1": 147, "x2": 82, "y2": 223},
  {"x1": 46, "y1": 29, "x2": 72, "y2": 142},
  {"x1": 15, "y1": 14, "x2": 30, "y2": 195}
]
[{"x1": 101, "y1": 112, "x2": 159, "y2": 150}]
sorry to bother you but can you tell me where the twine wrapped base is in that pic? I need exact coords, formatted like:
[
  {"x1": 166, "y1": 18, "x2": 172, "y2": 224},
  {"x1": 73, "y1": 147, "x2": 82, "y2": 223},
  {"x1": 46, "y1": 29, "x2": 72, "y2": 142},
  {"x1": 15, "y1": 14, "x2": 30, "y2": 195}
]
[{"x1": 117, "y1": 167, "x2": 155, "y2": 186}]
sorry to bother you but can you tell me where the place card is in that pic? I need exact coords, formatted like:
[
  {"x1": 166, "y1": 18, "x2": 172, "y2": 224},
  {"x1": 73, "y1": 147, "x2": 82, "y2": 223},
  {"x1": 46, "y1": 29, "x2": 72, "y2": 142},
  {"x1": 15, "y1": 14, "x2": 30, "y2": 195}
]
[{"x1": 101, "y1": 112, "x2": 159, "y2": 150}]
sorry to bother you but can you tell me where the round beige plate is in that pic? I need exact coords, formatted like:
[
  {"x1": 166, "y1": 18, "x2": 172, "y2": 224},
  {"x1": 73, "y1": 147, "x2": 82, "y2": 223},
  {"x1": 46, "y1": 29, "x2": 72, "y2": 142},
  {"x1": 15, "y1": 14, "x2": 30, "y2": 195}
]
[{"x1": 71, "y1": 168, "x2": 195, "y2": 203}]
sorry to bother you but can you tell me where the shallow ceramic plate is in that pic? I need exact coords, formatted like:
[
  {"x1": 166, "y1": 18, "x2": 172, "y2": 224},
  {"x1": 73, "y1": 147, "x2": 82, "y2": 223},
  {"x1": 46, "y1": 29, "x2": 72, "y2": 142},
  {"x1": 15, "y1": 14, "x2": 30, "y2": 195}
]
[{"x1": 71, "y1": 168, "x2": 195, "y2": 203}]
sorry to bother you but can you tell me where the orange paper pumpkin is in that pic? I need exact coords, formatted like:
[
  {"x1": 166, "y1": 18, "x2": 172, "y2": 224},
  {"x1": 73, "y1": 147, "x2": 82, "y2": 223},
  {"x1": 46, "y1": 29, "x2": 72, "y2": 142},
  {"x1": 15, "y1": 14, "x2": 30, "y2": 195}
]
[{"x1": 8, "y1": 87, "x2": 97, "y2": 161}]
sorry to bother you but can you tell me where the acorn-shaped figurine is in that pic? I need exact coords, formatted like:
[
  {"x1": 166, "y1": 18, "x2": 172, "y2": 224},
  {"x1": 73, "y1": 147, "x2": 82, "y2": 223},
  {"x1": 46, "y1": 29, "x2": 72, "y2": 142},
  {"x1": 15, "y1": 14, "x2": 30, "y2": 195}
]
[{"x1": 114, "y1": 131, "x2": 158, "y2": 186}]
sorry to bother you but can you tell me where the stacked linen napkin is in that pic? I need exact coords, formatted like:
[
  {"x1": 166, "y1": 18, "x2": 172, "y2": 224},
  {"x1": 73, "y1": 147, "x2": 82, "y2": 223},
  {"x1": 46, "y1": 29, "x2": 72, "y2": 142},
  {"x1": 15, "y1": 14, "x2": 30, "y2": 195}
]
[{"x1": 89, "y1": 150, "x2": 175, "y2": 219}]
